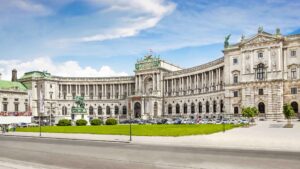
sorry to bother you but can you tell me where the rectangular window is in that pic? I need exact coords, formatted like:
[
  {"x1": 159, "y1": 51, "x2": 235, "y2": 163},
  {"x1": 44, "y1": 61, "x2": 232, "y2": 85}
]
[
  {"x1": 233, "y1": 91, "x2": 239, "y2": 97},
  {"x1": 258, "y1": 52, "x2": 263, "y2": 58},
  {"x1": 25, "y1": 104, "x2": 28, "y2": 111},
  {"x1": 14, "y1": 103, "x2": 19, "y2": 112},
  {"x1": 234, "y1": 107, "x2": 239, "y2": 114},
  {"x1": 14, "y1": 98, "x2": 19, "y2": 102},
  {"x1": 3, "y1": 104, "x2": 7, "y2": 112},
  {"x1": 291, "y1": 88, "x2": 297, "y2": 94},
  {"x1": 291, "y1": 68, "x2": 297, "y2": 79},
  {"x1": 233, "y1": 58, "x2": 238, "y2": 64},
  {"x1": 259, "y1": 89, "x2": 264, "y2": 95},
  {"x1": 233, "y1": 75, "x2": 238, "y2": 84},
  {"x1": 3, "y1": 98, "x2": 7, "y2": 101},
  {"x1": 291, "y1": 50, "x2": 296, "y2": 57}
]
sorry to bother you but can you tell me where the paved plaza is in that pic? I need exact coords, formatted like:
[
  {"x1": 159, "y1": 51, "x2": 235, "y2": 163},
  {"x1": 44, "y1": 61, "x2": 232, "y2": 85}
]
[{"x1": 5, "y1": 120, "x2": 300, "y2": 152}]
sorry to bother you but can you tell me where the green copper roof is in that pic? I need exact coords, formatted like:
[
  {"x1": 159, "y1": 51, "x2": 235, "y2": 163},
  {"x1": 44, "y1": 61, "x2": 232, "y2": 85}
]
[
  {"x1": 0, "y1": 80, "x2": 27, "y2": 91},
  {"x1": 20, "y1": 71, "x2": 51, "y2": 80}
]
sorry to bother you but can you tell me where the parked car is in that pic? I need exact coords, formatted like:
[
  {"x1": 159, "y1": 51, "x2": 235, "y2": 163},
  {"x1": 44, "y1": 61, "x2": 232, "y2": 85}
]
[
  {"x1": 28, "y1": 123, "x2": 39, "y2": 127},
  {"x1": 17, "y1": 123, "x2": 28, "y2": 128},
  {"x1": 239, "y1": 119, "x2": 249, "y2": 124},
  {"x1": 207, "y1": 119, "x2": 216, "y2": 124}
]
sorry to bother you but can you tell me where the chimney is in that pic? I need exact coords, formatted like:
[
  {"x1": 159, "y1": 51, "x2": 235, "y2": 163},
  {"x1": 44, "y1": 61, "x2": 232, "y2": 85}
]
[{"x1": 12, "y1": 69, "x2": 17, "y2": 81}]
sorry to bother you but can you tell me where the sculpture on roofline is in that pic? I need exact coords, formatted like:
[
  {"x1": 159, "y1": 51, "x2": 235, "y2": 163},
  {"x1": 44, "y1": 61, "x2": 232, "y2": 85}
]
[
  {"x1": 258, "y1": 26, "x2": 263, "y2": 33},
  {"x1": 224, "y1": 34, "x2": 231, "y2": 48}
]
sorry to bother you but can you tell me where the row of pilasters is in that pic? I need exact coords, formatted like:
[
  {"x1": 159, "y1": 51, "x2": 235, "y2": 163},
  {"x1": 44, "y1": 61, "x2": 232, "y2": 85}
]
[
  {"x1": 164, "y1": 67, "x2": 224, "y2": 96},
  {"x1": 59, "y1": 83, "x2": 134, "y2": 100}
]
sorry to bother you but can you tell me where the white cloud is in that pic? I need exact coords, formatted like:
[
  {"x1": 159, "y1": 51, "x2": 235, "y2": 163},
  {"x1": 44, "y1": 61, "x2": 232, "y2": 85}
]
[
  {"x1": 0, "y1": 57, "x2": 128, "y2": 80},
  {"x1": 69, "y1": 0, "x2": 176, "y2": 42},
  {"x1": 0, "y1": 0, "x2": 51, "y2": 16}
]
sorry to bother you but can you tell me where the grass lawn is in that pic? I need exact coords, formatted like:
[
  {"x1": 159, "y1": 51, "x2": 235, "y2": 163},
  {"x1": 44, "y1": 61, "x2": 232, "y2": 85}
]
[{"x1": 16, "y1": 124, "x2": 241, "y2": 136}]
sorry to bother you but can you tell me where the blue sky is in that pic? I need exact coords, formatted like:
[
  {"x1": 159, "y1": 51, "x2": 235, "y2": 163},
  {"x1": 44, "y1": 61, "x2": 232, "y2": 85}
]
[{"x1": 0, "y1": 0, "x2": 300, "y2": 79}]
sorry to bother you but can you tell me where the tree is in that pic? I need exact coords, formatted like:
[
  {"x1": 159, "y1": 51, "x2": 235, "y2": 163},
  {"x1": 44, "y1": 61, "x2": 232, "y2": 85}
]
[
  {"x1": 242, "y1": 107, "x2": 258, "y2": 125},
  {"x1": 283, "y1": 103, "x2": 295, "y2": 127}
]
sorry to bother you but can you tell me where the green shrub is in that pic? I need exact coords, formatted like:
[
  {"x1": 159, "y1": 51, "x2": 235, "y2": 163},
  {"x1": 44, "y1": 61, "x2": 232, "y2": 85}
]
[
  {"x1": 90, "y1": 119, "x2": 103, "y2": 126},
  {"x1": 105, "y1": 118, "x2": 118, "y2": 125},
  {"x1": 57, "y1": 119, "x2": 71, "y2": 126},
  {"x1": 76, "y1": 119, "x2": 87, "y2": 126}
]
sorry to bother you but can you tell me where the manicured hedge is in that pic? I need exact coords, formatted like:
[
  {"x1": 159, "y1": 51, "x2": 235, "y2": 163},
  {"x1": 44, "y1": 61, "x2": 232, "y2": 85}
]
[
  {"x1": 105, "y1": 118, "x2": 118, "y2": 125},
  {"x1": 76, "y1": 119, "x2": 87, "y2": 126},
  {"x1": 57, "y1": 119, "x2": 71, "y2": 126},
  {"x1": 90, "y1": 119, "x2": 103, "y2": 126}
]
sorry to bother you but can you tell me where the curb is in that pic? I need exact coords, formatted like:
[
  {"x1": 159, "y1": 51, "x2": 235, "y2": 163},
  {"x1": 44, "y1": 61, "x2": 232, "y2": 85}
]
[{"x1": 2, "y1": 134, "x2": 131, "y2": 144}]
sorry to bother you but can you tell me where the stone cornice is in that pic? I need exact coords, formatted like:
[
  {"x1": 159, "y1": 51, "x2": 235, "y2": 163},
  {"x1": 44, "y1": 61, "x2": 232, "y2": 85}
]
[{"x1": 165, "y1": 57, "x2": 224, "y2": 77}]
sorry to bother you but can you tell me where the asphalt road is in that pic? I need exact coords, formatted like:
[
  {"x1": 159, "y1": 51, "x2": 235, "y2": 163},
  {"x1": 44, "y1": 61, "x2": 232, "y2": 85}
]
[{"x1": 0, "y1": 136, "x2": 299, "y2": 169}]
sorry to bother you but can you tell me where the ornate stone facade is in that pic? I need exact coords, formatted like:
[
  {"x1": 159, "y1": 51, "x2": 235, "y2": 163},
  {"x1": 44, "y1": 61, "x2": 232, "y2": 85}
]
[{"x1": 1, "y1": 28, "x2": 300, "y2": 122}]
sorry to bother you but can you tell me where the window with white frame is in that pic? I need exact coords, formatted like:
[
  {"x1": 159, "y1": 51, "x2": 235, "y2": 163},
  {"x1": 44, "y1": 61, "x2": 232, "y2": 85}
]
[
  {"x1": 258, "y1": 52, "x2": 263, "y2": 58},
  {"x1": 259, "y1": 89, "x2": 264, "y2": 95},
  {"x1": 291, "y1": 50, "x2": 296, "y2": 57},
  {"x1": 291, "y1": 68, "x2": 297, "y2": 79},
  {"x1": 233, "y1": 74, "x2": 238, "y2": 84},
  {"x1": 233, "y1": 58, "x2": 238, "y2": 65},
  {"x1": 233, "y1": 91, "x2": 239, "y2": 97},
  {"x1": 291, "y1": 88, "x2": 297, "y2": 94}
]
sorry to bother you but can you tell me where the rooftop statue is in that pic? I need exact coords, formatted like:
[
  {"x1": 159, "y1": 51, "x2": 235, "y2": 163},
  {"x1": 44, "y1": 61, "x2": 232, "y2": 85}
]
[
  {"x1": 276, "y1": 28, "x2": 281, "y2": 36},
  {"x1": 224, "y1": 34, "x2": 231, "y2": 48},
  {"x1": 258, "y1": 26, "x2": 263, "y2": 33}
]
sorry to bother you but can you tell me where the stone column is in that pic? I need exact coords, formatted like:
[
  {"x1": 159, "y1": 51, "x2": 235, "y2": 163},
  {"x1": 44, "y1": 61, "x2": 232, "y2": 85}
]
[
  {"x1": 156, "y1": 73, "x2": 160, "y2": 91},
  {"x1": 139, "y1": 75, "x2": 142, "y2": 94},
  {"x1": 104, "y1": 84, "x2": 106, "y2": 99},
  {"x1": 153, "y1": 73, "x2": 156, "y2": 92},
  {"x1": 135, "y1": 76, "x2": 138, "y2": 94}
]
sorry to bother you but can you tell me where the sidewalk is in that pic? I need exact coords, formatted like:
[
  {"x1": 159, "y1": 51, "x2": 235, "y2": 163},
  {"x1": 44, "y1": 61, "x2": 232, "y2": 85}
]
[{"x1": 4, "y1": 120, "x2": 300, "y2": 152}]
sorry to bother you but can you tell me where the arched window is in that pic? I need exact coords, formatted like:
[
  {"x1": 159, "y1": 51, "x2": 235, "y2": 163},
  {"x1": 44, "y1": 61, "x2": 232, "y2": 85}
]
[
  {"x1": 258, "y1": 102, "x2": 265, "y2": 113},
  {"x1": 220, "y1": 100, "x2": 224, "y2": 113},
  {"x1": 191, "y1": 103, "x2": 195, "y2": 114},
  {"x1": 168, "y1": 104, "x2": 172, "y2": 114},
  {"x1": 106, "y1": 106, "x2": 111, "y2": 115},
  {"x1": 98, "y1": 106, "x2": 102, "y2": 115},
  {"x1": 114, "y1": 106, "x2": 119, "y2": 115},
  {"x1": 62, "y1": 106, "x2": 67, "y2": 115},
  {"x1": 122, "y1": 106, "x2": 127, "y2": 115},
  {"x1": 257, "y1": 63, "x2": 265, "y2": 80},
  {"x1": 213, "y1": 100, "x2": 217, "y2": 113},
  {"x1": 89, "y1": 106, "x2": 94, "y2": 115},
  {"x1": 206, "y1": 101, "x2": 210, "y2": 113},
  {"x1": 176, "y1": 104, "x2": 180, "y2": 114},
  {"x1": 198, "y1": 102, "x2": 202, "y2": 113},
  {"x1": 184, "y1": 103, "x2": 187, "y2": 114},
  {"x1": 291, "y1": 102, "x2": 298, "y2": 114}
]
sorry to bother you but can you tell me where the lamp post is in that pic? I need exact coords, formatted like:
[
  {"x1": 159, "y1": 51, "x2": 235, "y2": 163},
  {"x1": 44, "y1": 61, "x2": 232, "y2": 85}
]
[{"x1": 130, "y1": 110, "x2": 132, "y2": 142}]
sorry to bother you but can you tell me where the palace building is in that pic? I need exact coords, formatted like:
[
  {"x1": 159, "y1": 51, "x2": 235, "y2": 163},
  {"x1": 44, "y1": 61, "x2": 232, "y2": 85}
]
[{"x1": 1, "y1": 28, "x2": 300, "y2": 123}]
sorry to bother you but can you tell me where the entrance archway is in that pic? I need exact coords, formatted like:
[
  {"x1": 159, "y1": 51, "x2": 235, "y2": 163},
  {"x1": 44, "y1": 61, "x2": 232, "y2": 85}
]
[
  {"x1": 291, "y1": 102, "x2": 298, "y2": 114},
  {"x1": 258, "y1": 102, "x2": 265, "y2": 114},
  {"x1": 134, "y1": 102, "x2": 141, "y2": 118}
]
